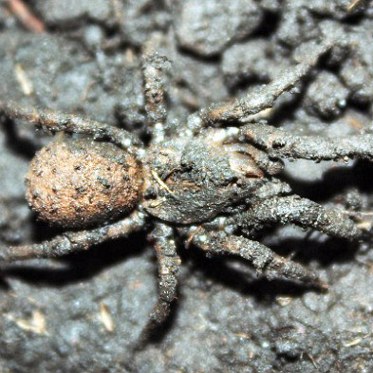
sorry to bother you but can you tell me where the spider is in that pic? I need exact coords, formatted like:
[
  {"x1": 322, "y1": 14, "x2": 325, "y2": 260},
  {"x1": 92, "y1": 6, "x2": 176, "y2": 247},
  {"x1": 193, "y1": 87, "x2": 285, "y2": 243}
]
[{"x1": 0, "y1": 38, "x2": 372, "y2": 341}]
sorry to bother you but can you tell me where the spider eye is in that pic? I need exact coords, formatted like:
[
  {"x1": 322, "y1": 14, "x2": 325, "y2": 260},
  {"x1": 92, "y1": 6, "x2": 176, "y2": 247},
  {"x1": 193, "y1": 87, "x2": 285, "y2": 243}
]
[{"x1": 25, "y1": 138, "x2": 143, "y2": 228}]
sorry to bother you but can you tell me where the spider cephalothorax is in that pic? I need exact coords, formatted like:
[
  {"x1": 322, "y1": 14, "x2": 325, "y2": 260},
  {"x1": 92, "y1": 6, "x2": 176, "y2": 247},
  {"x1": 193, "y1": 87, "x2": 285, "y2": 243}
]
[
  {"x1": 142, "y1": 128, "x2": 268, "y2": 224},
  {"x1": 0, "y1": 42, "x2": 372, "y2": 343}
]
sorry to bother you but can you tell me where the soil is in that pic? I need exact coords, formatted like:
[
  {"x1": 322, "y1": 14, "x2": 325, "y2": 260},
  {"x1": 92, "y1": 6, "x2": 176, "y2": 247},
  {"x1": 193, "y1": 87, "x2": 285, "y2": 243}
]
[{"x1": 1, "y1": 1, "x2": 373, "y2": 372}]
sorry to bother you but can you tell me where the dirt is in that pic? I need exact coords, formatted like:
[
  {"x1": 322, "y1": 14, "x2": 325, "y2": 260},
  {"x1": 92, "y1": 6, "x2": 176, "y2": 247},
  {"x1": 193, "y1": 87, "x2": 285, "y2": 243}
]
[{"x1": 1, "y1": 1, "x2": 373, "y2": 372}]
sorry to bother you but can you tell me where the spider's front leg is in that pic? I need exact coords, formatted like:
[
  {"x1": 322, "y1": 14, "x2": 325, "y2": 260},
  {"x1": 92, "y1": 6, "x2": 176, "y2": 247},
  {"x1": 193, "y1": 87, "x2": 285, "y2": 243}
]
[
  {"x1": 200, "y1": 39, "x2": 335, "y2": 125},
  {"x1": 0, "y1": 100, "x2": 141, "y2": 151},
  {"x1": 0, "y1": 211, "x2": 145, "y2": 263},
  {"x1": 188, "y1": 228, "x2": 326, "y2": 289},
  {"x1": 234, "y1": 195, "x2": 363, "y2": 241},
  {"x1": 242, "y1": 123, "x2": 373, "y2": 162}
]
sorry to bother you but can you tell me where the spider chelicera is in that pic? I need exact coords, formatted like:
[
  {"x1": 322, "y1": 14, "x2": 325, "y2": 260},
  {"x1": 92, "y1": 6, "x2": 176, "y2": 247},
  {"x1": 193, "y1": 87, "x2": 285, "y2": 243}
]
[{"x1": 0, "y1": 39, "x2": 372, "y2": 340}]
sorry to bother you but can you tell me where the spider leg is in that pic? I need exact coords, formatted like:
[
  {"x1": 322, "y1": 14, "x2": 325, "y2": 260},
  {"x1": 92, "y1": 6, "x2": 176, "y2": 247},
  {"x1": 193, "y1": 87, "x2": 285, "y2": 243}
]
[
  {"x1": 200, "y1": 39, "x2": 334, "y2": 125},
  {"x1": 233, "y1": 195, "x2": 363, "y2": 240},
  {"x1": 142, "y1": 54, "x2": 171, "y2": 143},
  {"x1": 137, "y1": 223, "x2": 180, "y2": 345},
  {"x1": 0, "y1": 211, "x2": 145, "y2": 263},
  {"x1": 148, "y1": 223, "x2": 180, "y2": 323},
  {"x1": 241, "y1": 123, "x2": 373, "y2": 162},
  {"x1": 190, "y1": 229, "x2": 326, "y2": 289},
  {"x1": 0, "y1": 100, "x2": 141, "y2": 151},
  {"x1": 254, "y1": 179, "x2": 292, "y2": 201}
]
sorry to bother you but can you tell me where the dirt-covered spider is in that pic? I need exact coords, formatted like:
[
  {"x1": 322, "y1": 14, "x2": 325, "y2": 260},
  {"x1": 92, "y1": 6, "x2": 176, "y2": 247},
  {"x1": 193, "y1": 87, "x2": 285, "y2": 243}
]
[{"x1": 0, "y1": 38, "x2": 372, "y2": 340}]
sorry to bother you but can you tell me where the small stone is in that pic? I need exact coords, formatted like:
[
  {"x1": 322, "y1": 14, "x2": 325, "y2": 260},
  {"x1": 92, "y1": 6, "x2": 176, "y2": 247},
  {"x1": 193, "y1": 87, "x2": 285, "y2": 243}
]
[
  {"x1": 304, "y1": 71, "x2": 349, "y2": 119},
  {"x1": 222, "y1": 40, "x2": 276, "y2": 88},
  {"x1": 175, "y1": 0, "x2": 262, "y2": 57},
  {"x1": 35, "y1": 0, "x2": 111, "y2": 25}
]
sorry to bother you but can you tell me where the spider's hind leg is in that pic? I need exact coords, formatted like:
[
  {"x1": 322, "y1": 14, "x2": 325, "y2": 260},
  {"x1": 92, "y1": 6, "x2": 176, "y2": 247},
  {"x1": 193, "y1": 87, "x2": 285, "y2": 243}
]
[
  {"x1": 0, "y1": 100, "x2": 141, "y2": 150},
  {"x1": 0, "y1": 211, "x2": 145, "y2": 263}
]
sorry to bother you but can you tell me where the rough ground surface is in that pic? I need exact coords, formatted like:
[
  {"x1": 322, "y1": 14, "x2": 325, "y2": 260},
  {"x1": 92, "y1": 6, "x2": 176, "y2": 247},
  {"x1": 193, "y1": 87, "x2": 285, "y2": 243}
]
[{"x1": 1, "y1": 1, "x2": 373, "y2": 372}]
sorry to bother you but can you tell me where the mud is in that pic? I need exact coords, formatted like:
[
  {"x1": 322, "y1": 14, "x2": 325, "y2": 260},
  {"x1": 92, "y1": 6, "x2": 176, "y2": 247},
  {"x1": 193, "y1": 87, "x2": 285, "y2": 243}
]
[{"x1": 1, "y1": 1, "x2": 373, "y2": 372}]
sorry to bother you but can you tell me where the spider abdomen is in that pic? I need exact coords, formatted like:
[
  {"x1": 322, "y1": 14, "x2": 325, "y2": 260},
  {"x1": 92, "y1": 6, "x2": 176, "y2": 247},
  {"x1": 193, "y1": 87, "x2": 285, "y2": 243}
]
[{"x1": 25, "y1": 138, "x2": 143, "y2": 228}]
